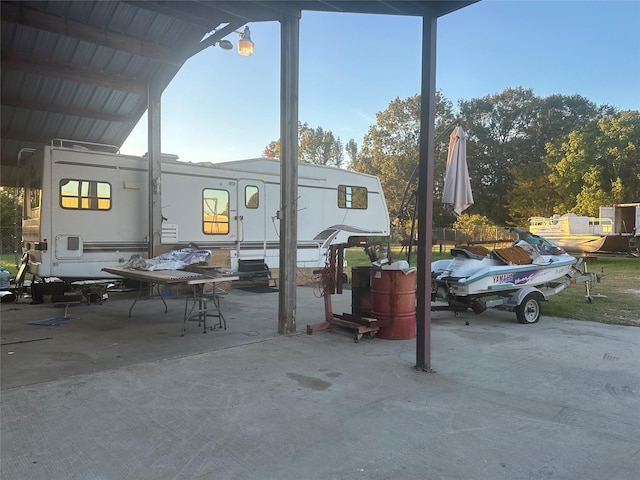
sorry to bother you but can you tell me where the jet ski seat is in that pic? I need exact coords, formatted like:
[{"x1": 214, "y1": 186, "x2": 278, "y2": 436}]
[
  {"x1": 450, "y1": 246, "x2": 489, "y2": 260},
  {"x1": 455, "y1": 245, "x2": 490, "y2": 257},
  {"x1": 492, "y1": 246, "x2": 533, "y2": 265}
]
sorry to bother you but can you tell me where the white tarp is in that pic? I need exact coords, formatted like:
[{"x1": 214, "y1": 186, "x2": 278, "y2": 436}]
[{"x1": 442, "y1": 125, "x2": 473, "y2": 216}]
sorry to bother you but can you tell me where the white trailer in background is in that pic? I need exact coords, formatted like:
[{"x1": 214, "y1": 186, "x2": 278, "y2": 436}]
[
  {"x1": 528, "y1": 203, "x2": 640, "y2": 255},
  {"x1": 21, "y1": 139, "x2": 390, "y2": 281}
]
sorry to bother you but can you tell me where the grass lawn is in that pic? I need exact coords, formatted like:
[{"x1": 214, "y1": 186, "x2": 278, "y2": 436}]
[
  {"x1": 345, "y1": 246, "x2": 639, "y2": 326},
  {"x1": 0, "y1": 253, "x2": 21, "y2": 276},
  {"x1": 540, "y1": 256, "x2": 639, "y2": 326}
]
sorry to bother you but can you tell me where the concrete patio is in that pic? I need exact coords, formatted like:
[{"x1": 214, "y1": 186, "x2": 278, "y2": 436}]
[{"x1": 1, "y1": 286, "x2": 639, "y2": 479}]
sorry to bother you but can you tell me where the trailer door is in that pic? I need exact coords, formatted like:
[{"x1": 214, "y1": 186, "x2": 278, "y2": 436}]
[
  {"x1": 238, "y1": 179, "x2": 266, "y2": 246},
  {"x1": 617, "y1": 205, "x2": 638, "y2": 234}
]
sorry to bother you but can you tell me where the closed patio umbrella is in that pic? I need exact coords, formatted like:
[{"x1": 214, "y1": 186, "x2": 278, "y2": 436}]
[{"x1": 442, "y1": 125, "x2": 473, "y2": 216}]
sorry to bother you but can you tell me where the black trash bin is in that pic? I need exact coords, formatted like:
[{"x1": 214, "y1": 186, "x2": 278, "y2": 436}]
[{"x1": 351, "y1": 266, "x2": 371, "y2": 317}]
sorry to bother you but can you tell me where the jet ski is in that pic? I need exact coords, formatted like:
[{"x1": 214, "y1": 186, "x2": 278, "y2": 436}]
[{"x1": 431, "y1": 228, "x2": 581, "y2": 322}]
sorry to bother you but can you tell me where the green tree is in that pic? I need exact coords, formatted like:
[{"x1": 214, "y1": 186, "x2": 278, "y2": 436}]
[
  {"x1": 459, "y1": 88, "x2": 605, "y2": 225},
  {"x1": 452, "y1": 213, "x2": 497, "y2": 242},
  {"x1": 453, "y1": 213, "x2": 493, "y2": 231},
  {"x1": 345, "y1": 139, "x2": 358, "y2": 164},
  {"x1": 0, "y1": 187, "x2": 21, "y2": 227},
  {"x1": 574, "y1": 167, "x2": 624, "y2": 214},
  {"x1": 524, "y1": 94, "x2": 611, "y2": 166},
  {"x1": 349, "y1": 92, "x2": 456, "y2": 235},
  {"x1": 459, "y1": 87, "x2": 540, "y2": 225},
  {"x1": 546, "y1": 110, "x2": 640, "y2": 216},
  {"x1": 505, "y1": 93, "x2": 604, "y2": 225},
  {"x1": 263, "y1": 140, "x2": 280, "y2": 159},
  {"x1": 505, "y1": 163, "x2": 557, "y2": 227},
  {"x1": 299, "y1": 125, "x2": 344, "y2": 166},
  {"x1": 263, "y1": 122, "x2": 344, "y2": 167}
]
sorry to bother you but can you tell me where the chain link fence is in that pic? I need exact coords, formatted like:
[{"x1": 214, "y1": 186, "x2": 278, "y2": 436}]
[
  {"x1": 0, "y1": 226, "x2": 22, "y2": 265},
  {"x1": 432, "y1": 226, "x2": 513, "y2": 246},
  {"x1": 423, "y1": 226, "x2": 512, "y2": 253}
]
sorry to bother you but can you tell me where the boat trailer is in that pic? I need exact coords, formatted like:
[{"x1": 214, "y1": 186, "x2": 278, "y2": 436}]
[{"x1": 432, "y1": 259, "x2": 604, "y2": 324}]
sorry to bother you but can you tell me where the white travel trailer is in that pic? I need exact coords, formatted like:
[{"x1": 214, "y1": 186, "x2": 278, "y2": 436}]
[{"x1": 21, "y1": 139, "x2": 390, "y2": 280}]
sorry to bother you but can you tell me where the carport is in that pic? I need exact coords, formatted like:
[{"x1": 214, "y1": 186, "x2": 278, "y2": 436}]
[{"x1": 1, "y1": 1, "x2": 476, "y2": 370}]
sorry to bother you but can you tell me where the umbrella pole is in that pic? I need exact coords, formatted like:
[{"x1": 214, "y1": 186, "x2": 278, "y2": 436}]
[{"x1": 407, "y1": 191, "x2": 418, "y2": 265}]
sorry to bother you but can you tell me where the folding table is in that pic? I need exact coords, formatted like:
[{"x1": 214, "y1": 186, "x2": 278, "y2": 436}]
[{"x1": 102, "y1": 267, "x2": 238, "y2": 335}]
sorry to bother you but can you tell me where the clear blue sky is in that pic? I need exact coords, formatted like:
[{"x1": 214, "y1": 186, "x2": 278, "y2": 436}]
[{"x1": 121, "y1": 0, "x2": 640, "y2": 163}]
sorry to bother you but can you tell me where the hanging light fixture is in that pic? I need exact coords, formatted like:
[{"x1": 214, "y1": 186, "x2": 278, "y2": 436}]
[
  {"x1": 217, "y1": 39, "x2": 233, "y2": 50},
  {"x1": 237, "y1": 26, "x2": 254, "y2": 56}
]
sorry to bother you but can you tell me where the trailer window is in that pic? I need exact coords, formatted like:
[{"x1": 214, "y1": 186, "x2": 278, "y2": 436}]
[
  {"x1": 203, "y1": 188, "x2": 229, "y2": 234},
  {"x1": 338, "y1": 185, "x2": 367, "y2": 209},
  {"x1": 29, "y1": 187, "x2": 41, "y2": 210},
  {"x1": 60, "y1": 179, "x2": 111, "y2": 210},
  {"x1": 245, "y1": 185, "x2": 259, "y2": 209}
]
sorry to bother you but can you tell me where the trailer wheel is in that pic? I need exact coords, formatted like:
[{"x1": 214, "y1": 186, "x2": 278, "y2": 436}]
[{"x1": 516, "y1": 293, "x2": 541, "y2": 324}]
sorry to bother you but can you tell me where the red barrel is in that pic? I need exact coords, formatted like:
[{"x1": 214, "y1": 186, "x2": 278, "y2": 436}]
[{"x1": 370, "y1": 269, "x2": 416, "y2": 340}]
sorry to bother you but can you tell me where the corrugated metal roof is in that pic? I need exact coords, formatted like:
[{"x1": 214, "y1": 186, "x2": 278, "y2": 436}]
[{"x1": 1, "y1": 0, "x2": 475, "y2": 179}]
